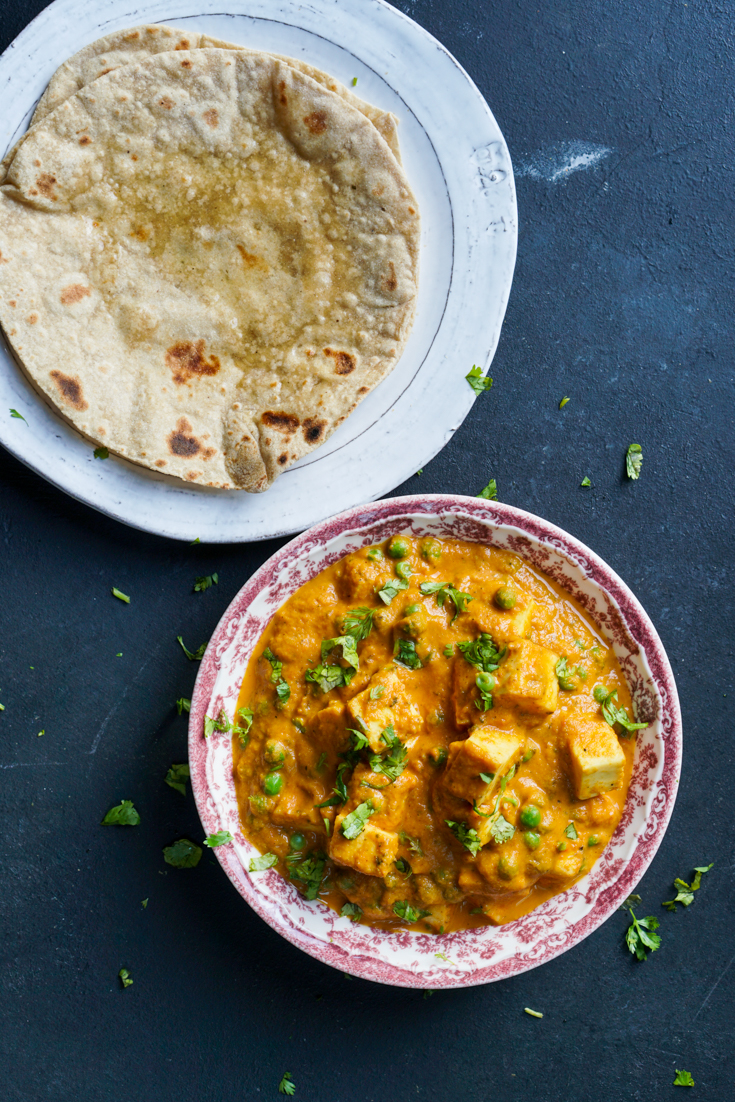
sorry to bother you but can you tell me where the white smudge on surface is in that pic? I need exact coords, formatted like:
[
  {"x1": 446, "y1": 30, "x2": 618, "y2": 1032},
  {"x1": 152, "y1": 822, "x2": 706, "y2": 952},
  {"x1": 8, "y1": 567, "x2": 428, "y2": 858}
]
[{"x1": 515, "y1": 141, "x2": 613, "y2": 183}]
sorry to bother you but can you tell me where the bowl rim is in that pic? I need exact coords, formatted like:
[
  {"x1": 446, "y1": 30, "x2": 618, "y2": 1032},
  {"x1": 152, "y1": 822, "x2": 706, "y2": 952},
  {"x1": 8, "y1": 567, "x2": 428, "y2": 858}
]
[{"x1": 189, "y1": 493, "x2": 682, "y2": 987}]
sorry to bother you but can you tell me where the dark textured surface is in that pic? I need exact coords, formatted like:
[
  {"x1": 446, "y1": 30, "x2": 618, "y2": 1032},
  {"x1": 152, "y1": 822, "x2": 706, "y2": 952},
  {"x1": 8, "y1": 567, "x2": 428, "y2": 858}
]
[{"x1": 1, "y1": 1, "x2": 734, "y2": 1099}]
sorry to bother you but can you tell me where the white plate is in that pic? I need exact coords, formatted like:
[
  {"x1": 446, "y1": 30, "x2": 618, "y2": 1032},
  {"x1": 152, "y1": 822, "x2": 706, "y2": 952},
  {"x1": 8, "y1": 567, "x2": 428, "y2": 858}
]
[{"x1": 0, "y1": 0, "x2": 516, "y2": 542}]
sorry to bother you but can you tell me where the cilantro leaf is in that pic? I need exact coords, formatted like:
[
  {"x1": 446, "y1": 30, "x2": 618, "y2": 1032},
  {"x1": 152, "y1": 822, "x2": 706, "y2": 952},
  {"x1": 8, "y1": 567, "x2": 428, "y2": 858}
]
[
  {"x1": 559, "y1": 396, "x2": 570, "y2": 409},
  {"x1": 163, "y1": 838, "x2": 202, "y2": 868},
  {"x1": 564, "y1": 822, "x2": 579, "y2": 840},
  {"x1": 477, "y1": 478, "x2": 497, "y2": 500},
  {"x1": 662, "y1": 863, "x2": 713, "y2": 911},
  {"x1": 479, "y1": 772, "x2": 494, "y2": 784},
  {"x1": 626, "y1": 443, "x2": 643, "y2": 479},
  {"x1": 619, "y1": 893, "x2": 642, "y2": 911},
  {"x1": 194, "y1": 573, "x2": 218, "y2": 592},
  {"x1": 489, "y1": 813, "x2": 515, "y2": 845},
  {"x1": 394, "y1": 638, "x2": 422, "y2": 670},
  {"x1": 94, "y1": 446, "x2": 109, "y2": 459},
  {"x1": 673, "y1": 1070, "x2": 694, "y2": 1087},
  {"x1": 340, "y1": 800, "x2": 375, "y2": 840},
  {"x1": 341, "y1": 902, "x2": 363, "y2": 921},
  {"x1": 164, "y1": 763, "x2": 190, "y2": 796},
  {"x1": 321, "y1": 634, "x2": 359, "y2": 672},
  {"x1": 555, "y1": 656, "x2": 584, "y2": 691},
  {"x1": 593, "y1": 684, "x2": 647, "y2": 734},
  {"x1": 419, "y1": 581, "x2": 473, "y2": 623},
  {"x1": 368, "y1": 725, "x2": 407, "y2": 782},
  {"x1": 236, "y1": 707, "x2": 254, "y2": 744},
  {"x1": 465, "y1": 364, "x2": 493, "y2": 395},
  {"x1": 101, "y1": 800, "x2": 140, "y2": 826},
  {"x1": 457, "y1": 633, "x2": 506, "y2": 673},
  {"x1": 176, "y1": 697, "x2": 191, "y2": 715},
  {"x1": 341, "y1": 607, "x2": 374, "y2": 642},
  {"x1": 349, "y1": 727, "x2": 370, "y2": 751},
  {"x1": 263, "y1": 648, "x2": 290, "y2": 705},
  {"x1": 399, "y1": 831, "x2": 424, "y2": 857},
  {"x1": 306, "y1": 663, "x2": 351, "y2": 693},
  {"x1": 118, "y1": 968, "x2": 133, "y2": 988},
  {"x1": 624, "y1": 908, "x2": 661, "y2": 960},
  {"x1": 393, "y1": 900, "x2": 431, "y2": 923},
  {"x1": 316, "y1": 760, "x2": 353, "y2": 808},
  {"x1": 249, "y1": 852, "x2": 278, "y2": 872},
  {"x1": 370, "y1": 684, "x2": 385, "y2": 700},
  {"x1": 445, "y1": 819, "x2": 482, "y2": 856},
  {"x1": 278, "y1": 1072, "x2": 296, "y2": 1096},
  {"x1": 580, "y1": 476, "x2": 591, "y2": 487},
  {"x1": 111, "y1": 587, "x2": 130, "y2": 604},
  {"x1": 177, "y1": 635, "x2": 206, "y2": 661},
  {"x1": 377, "y1": 577, "x2": 409, "y2": 605},
  {"x1": 204, "y1": 830, "x2": 233, "y2": 848},
  {"x1": 285, "y1": 850, "x2": 326, "y2": 899},
  {"x1": 203, "y1": 709, "x2": 232, "y2": 739},
  {"x1": 9, "y1": 408, "x2": 27, "y2": 422}
]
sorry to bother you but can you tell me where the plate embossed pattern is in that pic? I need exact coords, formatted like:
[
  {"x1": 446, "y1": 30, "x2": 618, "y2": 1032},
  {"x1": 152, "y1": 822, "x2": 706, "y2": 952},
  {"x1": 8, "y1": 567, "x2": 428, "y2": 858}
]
[{"x1": 189, "y1": 495, "x2": 681, "y2": 987}]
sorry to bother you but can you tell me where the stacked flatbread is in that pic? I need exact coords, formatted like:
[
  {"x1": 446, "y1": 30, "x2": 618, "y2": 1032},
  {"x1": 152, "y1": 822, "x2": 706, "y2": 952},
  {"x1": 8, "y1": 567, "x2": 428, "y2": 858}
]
[{"x1": 0, "y1": 26, "x2": 419, "y2": 491}]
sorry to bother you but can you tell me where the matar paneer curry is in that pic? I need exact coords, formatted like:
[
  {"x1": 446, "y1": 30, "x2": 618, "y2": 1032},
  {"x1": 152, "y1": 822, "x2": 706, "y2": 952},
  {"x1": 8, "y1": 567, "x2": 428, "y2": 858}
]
[{"x1": 232, "y1": 535, "x2": 645, "y2": 932}]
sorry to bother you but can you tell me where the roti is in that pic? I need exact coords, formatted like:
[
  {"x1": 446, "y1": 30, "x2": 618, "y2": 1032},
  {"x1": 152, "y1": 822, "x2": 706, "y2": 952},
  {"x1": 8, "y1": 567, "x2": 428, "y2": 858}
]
[{"x1": 0, "y1": 49, "x2": 419, "y2": 491}]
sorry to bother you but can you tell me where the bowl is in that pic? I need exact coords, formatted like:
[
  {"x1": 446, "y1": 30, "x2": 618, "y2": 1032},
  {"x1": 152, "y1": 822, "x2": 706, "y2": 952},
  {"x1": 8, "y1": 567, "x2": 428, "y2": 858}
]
[{"x1": 189, "y1": 494, "x2": 681, "y2": 988}]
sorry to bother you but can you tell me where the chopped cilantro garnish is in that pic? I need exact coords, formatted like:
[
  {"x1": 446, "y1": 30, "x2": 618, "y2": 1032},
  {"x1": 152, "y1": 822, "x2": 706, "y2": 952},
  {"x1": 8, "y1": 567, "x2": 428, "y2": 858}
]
[
  {"x1": 662, "y1": 863, "x2": 713, "y2": 911},
  {"x1": 351, "y1": 76, "x2": 358, "y2": 86},
  {"x1": 369, "y1": 725, "x2": 407, "y2": 782},
  {"x1": 378, "y1": 577, "x2": 408, "y2": 604},
  {"x1": 395, "y1": 857, "x2": 411, "y2": 874},
  {"x1": 286, "y1": 850, "x2": 326, "y2": 898},
  {"x1": 101, "y1": 800, "x2": 140, "y2": 826},
  {"x1": 278, "y1": 1072, "x2": 296, "y2": 1096},
  {"x1": 622, "y1": 902, "x2": 661, "y2": 960},
  {"x1": 369, "y1": 684, "x2": 385, "y2": 700},
  {"x1": 340, "y1": 800, "x2": 375, "y2": 840},
  {"x1": 593, "y1": 684, "x2": 647, "y2": 733},
  {"x1": 443, "y1": 643, "x2": 454, "y2": 657},
  {"x1": 321, "y1": 634, "x2": 359, "y2": 671},
  {"x1": 194, "y1": 573, "x2": 218, "y2": 592},
  {"x1": 163, "y1": 838, "x2": 202, "y2": 868},
  {"x1": 479, "y1": 772, "x2": 494, "y2": 784},
  {"x1": 111, "y1": 587, "x2": 130, "y2": 604},
  {"x1": 165, "y1": 763, "x2": 190, "y2": 796},
  {"x1": 393, "y1": 638, "x2": 422, "y2": 670},
  {"x1": 349, "y1": 727, "x2": 370, "y2": 751},
  {"x1": 489, "y1": 813, "x2": 515, "y2": 844},
  {"x1": 10, "y1": 408, "x2": 27, "y2": 422},
  {"x1": 477, "y1": 478, "x2": 497, "y2": 500},
  {"x1": 445, "y1": 819, "x2": 482, "y2": 856},
  {"x1": 175, "y1": 697, "x2": 191, "y2": 715},
  {"x1": 524, "y1": 1007, "x2": 544, "y2": 1018},
  {"x1": 94, "y1": 446, "x2": 109, "y2": 459},
  {"x1": 564, "y1": 822, "x2": 579, "y2": 840},
  {"x1": 555, "y1": 656, "x2": 584, "y2": 691},
  {"x1": 457, "y1": 633, "x2": 506, "y2": 675},
  {"x1": 141, "y1": 898, "x2": 148, "y2": 909},
  {"x1": 673, "y1": 1070, "x2": 694, "y2": 1087},
  {"x1": 559, "y1": 396, "x2": 570, "y2": 409},
  {"x1": 316, "y1": 751, "x2": 328, "y2": 772},
  {"x1": 118, "y1": 968, "x2": 133, "y2": 988},
  {"x1": 0, "y1": 702, "x2": 4, "y2": 711},
  {"x1": 626, "y1": 443, "x2": 643, "y2": 479},
  {"x1": 465, "y1": 364, "x2": 493, "y2": 395},
  {"x1": 204, "y1": 830, "x2": 233, "y2": 848},
  {"x1": 341, "y1": 902, "x2": 362, "y2": 921},
  {"x1": 419, "y1": 581, "x2": 473, "y2": 623},
  {"x1": 399, "y1": 831, "x2": 424, "y2": 857},
  {"x1": 177, "y1": 635, "x2": 206, "y2": 661},
  {"x1": 580, "y1": 476, "x2": 591, "y2": 487},
  {"x1": 263, "y1": 648, "x2": 290, "y2": 705},
  {"x1": 393, "y1": 900, "x2": 431, "y2": 923},
  {"x1": 203, "y1": 709, "x2": 233, "y2": 738},
  {"x1": 434, "y1": 951, "x2": 455, "y2": 965},
  {"x1": 249, "y1": 852, "x2": 278, "y2": 872},
  {"x1": 236, "y1": 707, "x2": 254, "y2": 744},
  {"x1": 341, "y1": 607, "x2": 374, "y2": 642},
  {"x1": 306, "y1": 663, "x2": 351, "y2": 693}
]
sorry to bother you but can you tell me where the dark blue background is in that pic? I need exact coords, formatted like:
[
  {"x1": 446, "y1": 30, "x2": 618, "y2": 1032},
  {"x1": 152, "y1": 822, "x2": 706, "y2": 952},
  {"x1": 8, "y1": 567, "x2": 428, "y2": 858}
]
[{"x1": 1, "y1": 1, "x2": 733, "y2": 1099}]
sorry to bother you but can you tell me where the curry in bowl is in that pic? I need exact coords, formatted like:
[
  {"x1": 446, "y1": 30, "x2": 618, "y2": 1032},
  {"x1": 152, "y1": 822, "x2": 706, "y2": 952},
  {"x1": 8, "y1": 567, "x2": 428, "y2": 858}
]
[{"x1": 232, "y1": 535, "x2": 646, "y2": 932}]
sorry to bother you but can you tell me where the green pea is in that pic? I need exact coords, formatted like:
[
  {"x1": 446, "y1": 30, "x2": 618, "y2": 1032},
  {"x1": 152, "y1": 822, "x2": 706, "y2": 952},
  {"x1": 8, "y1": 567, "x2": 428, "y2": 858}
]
[
  {"x1": 588, "y1": 835, "x2": 600, "y2": 847},
  {"x1": 557, "y1": 840, "x2": 568, "y2": 852},
  {"x1": 387, "y1": 536, "x2": 410, "y2": 560},
  {"x1": 419, "y1": 538, "x2": 442, "y2": 563},
  {"x1": 495, "y1": 585, "x2": 517, "y2": 610},
  {"x1": 366, "y1": 547, "x2": 383, "y2": 561},
  {"x1": 289, "y1": 832, "x2": 306, "y2": 851},
  {"x1": 520, "y1": 804, "x2": 541, "y2": 829},
  {"x1": 476, "y1": 672, "x2": 496, "y2": 693},
  {"x1": 523, "y1": 831, "x2": 541, "y2": 850},
  {"x1": 396, "y1": 561, "x2": 412, "y2": 580},
  {"x1": 264, "y1": 739, "x2": 286, "y2": 766},
  {"x1": 263, "y1": 771, "x2": 283, "y2": 796},
  {"x1": 497, "y1": 853, "x2": 520, "y2": 881}
]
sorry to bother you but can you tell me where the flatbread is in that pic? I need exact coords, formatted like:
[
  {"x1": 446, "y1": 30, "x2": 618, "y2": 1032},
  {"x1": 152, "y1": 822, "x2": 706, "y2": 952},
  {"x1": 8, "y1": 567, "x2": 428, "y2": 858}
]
[{"x1": 0, "y1": 49, "x2": 419, "y2": 491}]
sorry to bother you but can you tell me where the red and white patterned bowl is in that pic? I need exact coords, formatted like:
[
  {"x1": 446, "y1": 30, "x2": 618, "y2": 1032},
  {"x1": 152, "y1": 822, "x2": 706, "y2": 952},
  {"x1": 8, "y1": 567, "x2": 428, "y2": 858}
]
[{"x1": 189, "y1": 495, "x2": 681, "y2": 988}]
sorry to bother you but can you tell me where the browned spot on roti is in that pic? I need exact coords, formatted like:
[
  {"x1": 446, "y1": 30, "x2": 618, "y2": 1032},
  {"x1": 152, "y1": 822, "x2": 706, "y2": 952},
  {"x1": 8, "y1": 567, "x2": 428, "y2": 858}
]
[
  {"x1": 155, "y1": 459, "x2": 166, "y2": 467},
  {"x1": 159, "y1": 96, "x2": 174, "y2": 110},
  {"x1": 175, "y1": 39, "x2": 191, "y2": 50},
  {"x1": 302, "y1": 417, "x2": 327, "y2": 443},
  {"x1": 60, "y1": 283, "x2": 92, "y2": 305},
  {"x1": 203, "y1": 108, "x2": 219, "y2": 128},
  {"x1": 36, "y1": 174, "x2": 57, "y2": 200},
  {"x1": 323, "y1": 348, "x2": 356, "y2": 375},
  {"x1": 185, "y1": 470, "x2": 201, "y2": 481},
  {"x1": 27, "y1": 314, "x2": 38, "y2": 324},
  {"x1": 130, "y1": 226, "x2": 149, "y2": 241},
  {"x1": 50, "y1": 370, "x2": 88, "y2": 410},
  {"x1": 236, "y1": 244, "x2": 267, "y2": 271},
  {"x1": 181, "y1": 59, "x2": 192, "y2": 69},
  {"x1": 125, "y1": 31, "x2": 141, "y2": 40},
  {"x1": 97, "y1": 68, "x2": 112, "y2": 77},
  {"x1": 408, "y1": 206, "x2": 416, "y2": 215},
  {"x1": 78, "y1": 135, "x2": 92, "y2": 146},
  {"x1": 358, "y1": 386, "x2": 369, "y2": 395},
  {"x1": 131, "y1": 154, "x2": 138, "y2": 161},
  {"x1": 278, "y1": 80, "x2": 288, "y2": 106},
  {"x1": 166, "y1": 340, "x2": 220, "y2": 384},
  {"x1": 167, "y1": 417, "x2": 201, "y2": 457},
  {"x1": 9, "y1": 300, "x2": 16, "y2": 308},
  {"x1": 384, "y1": 262, "x2": 397, "y2": 292},
  {"x1": 278, "y1": 452, "x2": 288, "y2": 465},
  {"x1": 303, "y1": 110, "x2": 328, "y2": 134},
  {"x1": 0, "y1": 251, "x2": 8, "y2": 264},
  {"x1": 262, "y1": 411, "x2": 300, "y2": 434}
]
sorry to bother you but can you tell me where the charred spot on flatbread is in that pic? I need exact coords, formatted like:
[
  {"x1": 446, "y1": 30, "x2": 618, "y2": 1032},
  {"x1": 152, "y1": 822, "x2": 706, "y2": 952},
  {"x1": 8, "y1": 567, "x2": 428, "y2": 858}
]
[
  {"x1": 166, "y1": 340, "x2": 220, "y2": 384},
  {"x1": 50, "y1": 370, "x2": 88, "y2": 410},
  {"x1": 278, "y1": 81, "x2": 288, "y2": 106},
  {"x1": 60, "y1": 283, "x2": 92, "y2": 305},
  {"x1": 303, "y1": 110, "x2": 328, "y2": 134},
  {"x1": 262, "y1": 411, "x2": 300, "y2": 434},
  {"x1": 323, "y1": 348, "x2": 356, "y2": 375},
  {"x1": 277, "y1": 452, "x2": 288, "y2": 465},
  {"x1": 36, "y1": 174, "x2": 57, "y2": 200},
  {"x1": 302, "y1": 417, "x2": 326, "y2": 443},
  {"x1": 175, "y1": 39, "x2": 191, "y2": 50},
  {"x1": 167, "y1": 417, "x2": 202, "y2": 457},
  {"x1": 159, "y1": 96, "x2": 174, "y2": 109},
  {"x1": 203, "y1": 108, "x2": 219, "y2": 128},
  {"x1": 180, "y1": 59, "x2": 193, "y2": 69},
  {"x1": 78, "y1": 135, "x2": 92, "y2": 146}
]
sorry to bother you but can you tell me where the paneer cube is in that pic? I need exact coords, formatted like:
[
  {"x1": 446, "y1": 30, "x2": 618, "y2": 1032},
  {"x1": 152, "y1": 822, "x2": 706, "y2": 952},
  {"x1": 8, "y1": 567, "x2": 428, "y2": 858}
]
[
  {"x1": 538, "y1": 846, "x2": 585, "y2": 886},
  {"x1": 348, "y1": 764, "x2": 417, "y2": 831},
  {"x1": 346, "y1": 666, "x2": 422, "y2": 751},
  {"x1": 495, "y1": 640, "x2": 559, "y2": 714},
  {"x1": 269, "y1": 785, "x2": 326, "y2": 833},
  {"x1": 451, "y1": 657, "x2": 480, "y2": 729},
  {"x1": 329, "y1": 820, "x2": 399, "y2": 876},
  {"x1": 309, "y1": 700, "x2": 350, "y2": 755},
  {"x1": 442, "y1": 726, "x2": 523, "y2": 807},
  {"x1": 563, "y1": 714, "x2": 625, "y2": 799},
  {"x1": 471, "y1": 599, "x2": 535, "y2": 644},
  {"x1": 335, "y1": 554, "x2": 390, "y2": 601}
]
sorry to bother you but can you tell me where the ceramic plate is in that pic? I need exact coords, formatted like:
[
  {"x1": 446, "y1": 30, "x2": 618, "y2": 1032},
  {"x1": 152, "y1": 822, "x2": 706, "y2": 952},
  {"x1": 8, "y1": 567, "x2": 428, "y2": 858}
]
[
  {"x1": 0, "y1": 0, "x2": 516, "y2": 542},
  {"x1": 189, "y1": 495, "x2": 681, "y2": 988}
]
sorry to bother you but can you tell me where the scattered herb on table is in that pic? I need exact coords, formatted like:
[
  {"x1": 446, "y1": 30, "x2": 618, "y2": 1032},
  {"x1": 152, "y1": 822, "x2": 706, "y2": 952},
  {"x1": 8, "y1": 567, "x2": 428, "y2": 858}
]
[
  {"x1": 190, "y1": 538, "x2": 200, "y2": 545},
  {"x1": 101, "y1": 800, "x2": 140, "y2": 826},
  {"x1": 204, "y1": 830, "x2": 233, "y2": 848},
  {"x1": 165, "y1": 763, "x2": 190, "y2": 795},
  {"x1": 177, "y1": 635, "x2": 206, "y2": 661},
  {"x1": 477, "y1": 478, "x2": 497, "y2": 500},
  {"x1": 249, "y1": 852, "x2": 278, "y2": 872},
  {"x1": 351, "y1": 76, "x2": 358, "y2": 86},
  {"x1": 10, "y1": 409, "x2": 27, "y2": 422},
  {"x1": 141, "y1": 899, "x2": 148, "y2": 909},
  {"x1": 626, "y1": 442, "x2": 643, "y2": 479},
  {"x1": 619, "y1": 893, "x2": 641, "y2": 911},
  {"x1": 393, "y1": 900, "x2": 431, "y2": 923},
  {"x1": 465, "y1": 364, "x2": 493, "y2": 395},
  {"x1": 94, "y1": 446, "x2": 109, "y2": 459},
  {"x1": 118, "y1": 968, "x2": 133, "y2": 988},
  {"x1": 581, "y1": 476, "x2": 591, "y2": 487},
  {"x1": 593, "y1": 684, "x2": 647, "y2": 734},
  {"x1": 524, "y1": 1008, "x2": 544, "y2": 1018},
  {"x1": 0, "y1": 702, "x2": 4, "y2": 711},
  {"x1": 194, "y1": 573, "x2": 218, "y2": 592},
  {"x1": 278, "y1": 1072, "x2": 296, "y2": 1096},
  {"x1": 673, "y1": 1070, "x2": 694, "y2": 1087},
  {"x1": 420, "y1": 581, "x2": 473, "y2": 623},
  {"x1": 163, "y1": 838, "x2": 202, "y2": 868},
  {"x1": 559, "y1": 396, "x2": 570, "y2": 409},
  {"x1": 176, "y1": 697, "x2": 191, "y2": 715},
  {"x1": 37, "y1": 729, "x2": 44, "y2": 737},
  {"x1": 662, "y1": 863, "x2": 713, "y2": 911},
  {"x1": 340, "y1": 800, "x2": 375, "y2": 840},
  {"x1": 111, "y1": 587, "x2": 130, "y2": 604},
  {"x1": 623, "y1": 903, "x2": 661, "y2": 961}
]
